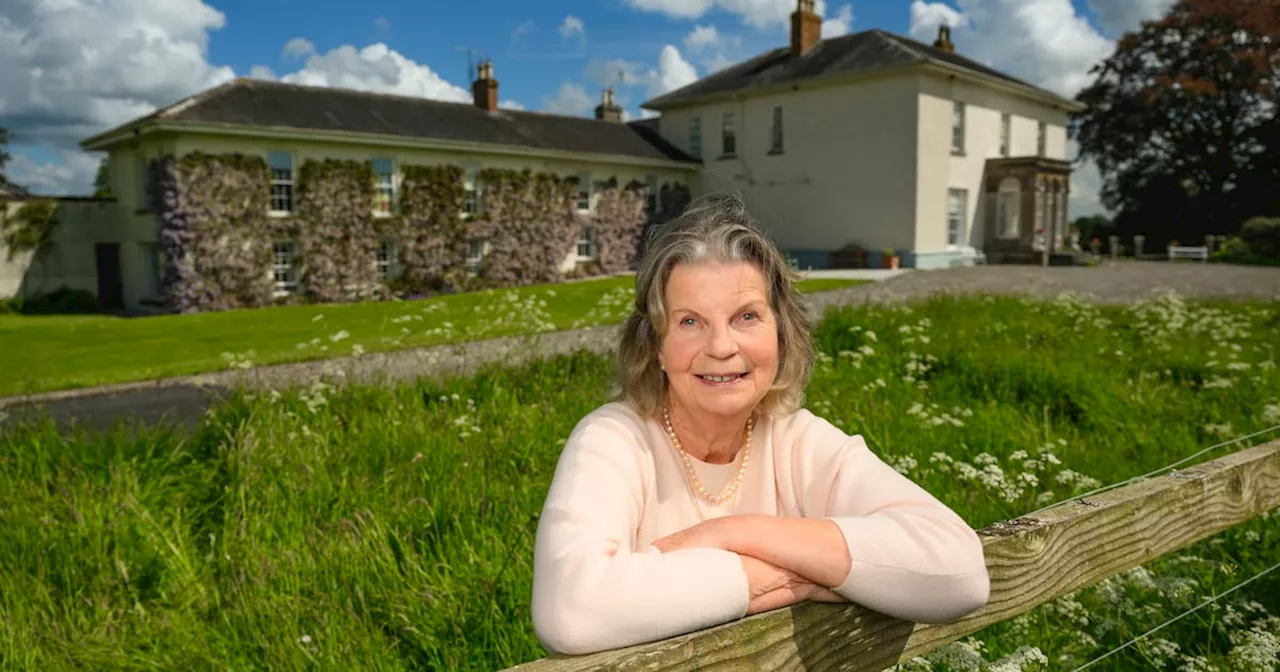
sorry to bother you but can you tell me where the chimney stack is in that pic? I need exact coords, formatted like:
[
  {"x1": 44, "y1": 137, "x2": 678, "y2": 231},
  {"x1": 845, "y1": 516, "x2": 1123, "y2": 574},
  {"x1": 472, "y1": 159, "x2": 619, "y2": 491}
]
[
  {"x1": 790, "y1": 0, "x2": 822, "y2": 56},
  {"x1": 594, "y1": 87, "x2": 623, "y2": 123},
  {"x1": 933, "y1": 25, "x2": 955, "y2": 53},
  {"x1": 472, "y1": 60, "x2": 498, "y2": 112}
]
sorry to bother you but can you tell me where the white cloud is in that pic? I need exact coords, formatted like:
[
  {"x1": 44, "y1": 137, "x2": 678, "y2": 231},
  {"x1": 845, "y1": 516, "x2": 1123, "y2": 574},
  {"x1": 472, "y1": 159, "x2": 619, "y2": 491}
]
[
  {"x1": 0, "y1": 0, "x2": 236, "y2": 194},
  {"x1": 821, "y1": 4, "x2": 854, "y2": 38},
  {"x1": 625, "y1": 0, "x2": 852, "y2": 31},
  {"x1": 511, "y1": 19, "x2": 535, "y2": 43},
  {"x1": 559, "y1": 15, "x2": 585, "y2": 44},
  {"x1": 6, "y1": 149, "x2": 101, "y2": 196},
  {"x1": 586, "y1": 58, "x2": 649, "y2": 88},
  {"x1": 908, "y1": 0, "x2": 967, "y2": 36},
  {"x1": 651, "y1": 45, "x2": 699, "y2": 98},
  {"x1": 248, "y1": 65, "x2": 277, "y2": 80},
  {"x1": 279, "y1": 43, "x2": 471, "y2": 102},
  {"x1": 1086, "y1": 0, "x2": 1174, "y2": 37},
  {"x1": 500, "y1": 99, "x2": 527, "y2": 111},
  {"x1": 373, "y1": 16, "x2": 390, "y2": 34},
  {"x1": 1066, "y1": 139, "x2": 1106, "y2": 217},
  {"x1": 541, "y1": 82, "x2": 594, "y2": 116},
  {"x1": 684, "y1": 25, "x2": 722, "y2": 52},
  {"x1": 283, "y1": 37, "x2": 316, "y2": 59}
]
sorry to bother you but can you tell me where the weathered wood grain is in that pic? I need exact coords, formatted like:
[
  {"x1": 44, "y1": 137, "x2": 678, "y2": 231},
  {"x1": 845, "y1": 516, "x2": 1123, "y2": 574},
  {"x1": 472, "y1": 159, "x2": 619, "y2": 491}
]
[{"x1": 507, "y1": 440, "x2": 1280, "y2": 672}]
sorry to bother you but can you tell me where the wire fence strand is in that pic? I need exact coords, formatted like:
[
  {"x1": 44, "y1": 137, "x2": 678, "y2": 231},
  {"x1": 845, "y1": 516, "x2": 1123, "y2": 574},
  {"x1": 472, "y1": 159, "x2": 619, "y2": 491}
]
[
  {"x1": 1022, "y1": 423, "x2": 1280, "y2": 520},
  {"x1": 1070, "y1": 558, "x2": 1280, "y2": 672}
]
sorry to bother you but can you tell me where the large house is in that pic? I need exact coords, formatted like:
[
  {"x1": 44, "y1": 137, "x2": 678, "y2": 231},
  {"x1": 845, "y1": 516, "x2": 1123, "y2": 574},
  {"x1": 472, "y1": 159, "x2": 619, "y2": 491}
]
[
  {"x1": 1, "y1": 0, "x2": 1082, "y2": 313},
  {"x1": 642, "y1": 0, "x2": 1084, "y2": 268}
]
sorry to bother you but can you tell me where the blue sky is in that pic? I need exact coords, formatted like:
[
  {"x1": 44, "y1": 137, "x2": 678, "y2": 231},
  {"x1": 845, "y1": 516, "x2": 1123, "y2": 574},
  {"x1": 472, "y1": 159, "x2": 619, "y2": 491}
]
[{"x1": 0, "y1": 0, "x2": 1176, "y2": 213}]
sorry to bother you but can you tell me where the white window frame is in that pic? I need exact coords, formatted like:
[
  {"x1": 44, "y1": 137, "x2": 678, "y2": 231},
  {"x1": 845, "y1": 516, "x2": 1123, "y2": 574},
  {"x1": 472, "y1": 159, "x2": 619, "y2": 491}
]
[
  {"x1": 467, "y1": 237, "x2": 487, "y2": 270},
  {"x1": 377, "y1": 239, "x2": 398, "y2": 280},
  {"x1": 947, "y1": 188, "x2": 967, "y2": 247},
  {"x1": 1037, "y1": 122, "x2": 1047, "y2": 157},
  {"x1": 721, "y1": 113, "x2": 736, "y2": 157},
  {"x1": 999, "y1": 113, "x2": 1011, "y2": 157},
  {"x1": 575, "y1": 173, "x2": 591, "y2": 213},
  {"x1": 997, "y1": 177, "x2": 1021, "y2": 240},
  {"x1": 272, "y1": 241, "x2": 300, "y2": 293},
  {"x1": 769, "y1": 106, "x2": 784, "y2": 154},
  {"x1": 463, "y1": 168, "x2": 481, "y2": 218},
  {"x1": 576, "y1": 225, "x2": 596, "y2": 261},
  {"x1": 951, "y1": 102, "x2": 965, "y2": 155},
  {"x1": 267, "y1": 151, "x2": 295, "y2": 216},
  {"x1": 689, "y1": 117, "x2": 702, "y2": 160},
  {"x1": 372, "y1": 157, "x2": 395, "y2": 217}
]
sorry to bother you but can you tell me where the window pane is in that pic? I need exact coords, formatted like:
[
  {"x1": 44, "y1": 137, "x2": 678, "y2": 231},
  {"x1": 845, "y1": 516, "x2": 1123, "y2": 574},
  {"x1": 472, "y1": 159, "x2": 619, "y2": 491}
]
[
  {"x1": 373, "y1": 159, "x2": 394, "y2": 214},
  {"x1": 267, "y1": 152, "x2": 292, "y2": 171}
]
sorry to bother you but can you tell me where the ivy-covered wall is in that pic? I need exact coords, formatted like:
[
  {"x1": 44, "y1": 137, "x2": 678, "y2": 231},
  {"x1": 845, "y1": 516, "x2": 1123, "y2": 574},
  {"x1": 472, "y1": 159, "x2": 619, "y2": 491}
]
[
  {"x1": 590, "y1": 178, "x2": 648, "y2": 275},
  {"x1": 473, "y1": 169, "x2": 579, "y2": 288},
  {"x1": 154, "y1": 152, "x2": 274, "y2": 313},
  {"x1": 393, "y1": 164, "x2": 469, "y2": 294},
  {"x1": 294, "y1": 159, "x2": 381, "y2": 303},
  {"x1": 152, "y1": 150, "x2": 688, "y2": 312}
]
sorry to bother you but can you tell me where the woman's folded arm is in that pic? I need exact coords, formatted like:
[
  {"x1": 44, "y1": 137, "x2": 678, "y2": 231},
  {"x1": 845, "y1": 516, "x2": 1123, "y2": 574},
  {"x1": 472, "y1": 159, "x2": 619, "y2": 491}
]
[
  {"x1": 787, "y1": 415, "x2": 991, "y2": 624},
  {"x1": 531, "y1": 416, "x2": 749, "y2": 656}
]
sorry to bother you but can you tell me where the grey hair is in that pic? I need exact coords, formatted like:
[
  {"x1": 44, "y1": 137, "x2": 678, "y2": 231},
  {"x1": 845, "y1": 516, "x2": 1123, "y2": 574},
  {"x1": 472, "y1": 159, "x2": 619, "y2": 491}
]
[{"x1": 614, "y1": 192, "x2": 814, "y2": 419}]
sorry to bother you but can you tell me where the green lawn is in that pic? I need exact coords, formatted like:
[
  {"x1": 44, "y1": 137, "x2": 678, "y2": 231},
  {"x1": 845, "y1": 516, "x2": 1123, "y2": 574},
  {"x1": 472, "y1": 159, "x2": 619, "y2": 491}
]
[
  {"x1": 1, "y1": 292, "x2": 1277, "y2": 670},
  {"x1": 0, "y1": 276, "x2": 865, "y2": 397}
]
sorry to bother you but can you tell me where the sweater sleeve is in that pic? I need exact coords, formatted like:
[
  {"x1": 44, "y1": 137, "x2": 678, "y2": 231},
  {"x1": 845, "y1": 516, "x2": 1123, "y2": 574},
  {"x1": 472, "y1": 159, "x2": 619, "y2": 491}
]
[
  {"x1": 786, "y1": 413, "x2": 990, "y2": 624},
  {"x1": 531, "y1": 410, "x2": 750, "y2": 656}
]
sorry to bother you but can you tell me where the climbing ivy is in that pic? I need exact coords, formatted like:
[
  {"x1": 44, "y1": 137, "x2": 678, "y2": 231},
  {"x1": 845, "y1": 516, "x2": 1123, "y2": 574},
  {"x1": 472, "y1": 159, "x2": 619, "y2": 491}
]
[
  {"x1": 152, "y1": 150, "x2": 688, "y2": 312},
  {"x1": 393, "y1": 163, "x2": 469, "y2": 295},
  {"x1": 474, "y1": 168, "x2": 579, "y2": 288},
  {"x1": 294, "y1": 158, "x2": 382, "y2": 303},
  {"x1": 155, "y1": 152, "x2": 274, "y2": 313},
  {"x1": 589, "y1": 178, "x2": 649, "y2": 275}
]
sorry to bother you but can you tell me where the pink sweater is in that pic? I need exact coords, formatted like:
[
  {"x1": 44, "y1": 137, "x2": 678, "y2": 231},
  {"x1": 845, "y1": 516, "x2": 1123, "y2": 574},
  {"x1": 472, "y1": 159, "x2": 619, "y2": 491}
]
[{"x1": 531, "y1": 402, "x2": 990, "y2": 656}]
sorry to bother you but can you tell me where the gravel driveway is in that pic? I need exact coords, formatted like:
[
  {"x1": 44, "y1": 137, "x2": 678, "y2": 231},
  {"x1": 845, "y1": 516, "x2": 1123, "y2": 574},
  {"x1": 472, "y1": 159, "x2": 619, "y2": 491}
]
[{"x1": 7, "y1": 262, "x2": 1279, "y2": 432}]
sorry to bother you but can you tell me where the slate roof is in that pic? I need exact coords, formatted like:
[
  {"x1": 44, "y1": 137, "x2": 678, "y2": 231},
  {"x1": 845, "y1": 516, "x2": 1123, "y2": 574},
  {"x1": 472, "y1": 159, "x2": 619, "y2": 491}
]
[
  {"x1": 83, "y1": 79, "x2": 697, "y2": 164},
  {"x1": 643, "y1": 28, "x2": 1078, "y2": 110}
]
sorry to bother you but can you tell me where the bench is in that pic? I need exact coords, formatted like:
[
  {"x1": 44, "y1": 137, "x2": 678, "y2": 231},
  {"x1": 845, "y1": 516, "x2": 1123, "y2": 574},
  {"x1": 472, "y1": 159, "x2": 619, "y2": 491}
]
[{"x1": 1168, "y1": 245, "x2": 1209, "y2": 263}]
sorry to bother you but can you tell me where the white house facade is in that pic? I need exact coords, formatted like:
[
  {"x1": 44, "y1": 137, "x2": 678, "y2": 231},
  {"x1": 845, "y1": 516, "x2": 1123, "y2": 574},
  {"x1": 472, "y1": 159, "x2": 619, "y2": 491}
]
[{"x1": 642, "y1": 2, "x2": 1085, "y2": 269}]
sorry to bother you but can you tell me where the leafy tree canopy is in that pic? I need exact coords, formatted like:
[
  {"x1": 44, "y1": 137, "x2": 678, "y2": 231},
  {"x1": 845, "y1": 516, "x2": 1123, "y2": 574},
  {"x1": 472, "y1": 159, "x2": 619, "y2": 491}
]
[{"x1": 1071, "y1": 0, "x2": 1280, "y2": 231}]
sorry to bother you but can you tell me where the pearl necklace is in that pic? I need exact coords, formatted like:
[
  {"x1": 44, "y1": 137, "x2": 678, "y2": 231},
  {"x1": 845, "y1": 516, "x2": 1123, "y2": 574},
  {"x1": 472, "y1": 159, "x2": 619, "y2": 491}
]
[{"x1": 662, "y1": 406, "x2": 754, "y2": 505}]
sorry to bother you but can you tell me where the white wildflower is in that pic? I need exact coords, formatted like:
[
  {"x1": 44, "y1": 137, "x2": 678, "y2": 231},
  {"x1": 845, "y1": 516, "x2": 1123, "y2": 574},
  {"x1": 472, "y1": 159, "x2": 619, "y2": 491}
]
[{"x1": 330, "y1": 330, "x2": 350, "y2": 343}]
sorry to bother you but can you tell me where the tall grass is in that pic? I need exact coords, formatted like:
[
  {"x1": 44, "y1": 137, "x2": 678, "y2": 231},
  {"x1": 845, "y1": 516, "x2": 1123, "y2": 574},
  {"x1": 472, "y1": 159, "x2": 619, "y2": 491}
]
[{"x1": 1, "y1": 291, "x2": 1278, "y2": 671}]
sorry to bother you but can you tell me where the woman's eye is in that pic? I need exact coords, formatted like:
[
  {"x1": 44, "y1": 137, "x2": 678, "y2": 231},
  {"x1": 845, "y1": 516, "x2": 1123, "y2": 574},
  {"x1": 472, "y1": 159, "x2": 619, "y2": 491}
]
[
  {"x1": 741, "y1": 312, "x2": 756, "y2": 321},
  {"x1": 681, "y1": 317, "x2": 696, "y2": 326}
]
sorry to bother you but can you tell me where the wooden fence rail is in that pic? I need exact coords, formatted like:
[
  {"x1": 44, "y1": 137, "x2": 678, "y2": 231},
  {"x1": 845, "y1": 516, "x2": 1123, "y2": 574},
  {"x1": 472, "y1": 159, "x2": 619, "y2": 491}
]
[{"x1": 507, "y1": 440, "x2": 1280, "y2": 672}]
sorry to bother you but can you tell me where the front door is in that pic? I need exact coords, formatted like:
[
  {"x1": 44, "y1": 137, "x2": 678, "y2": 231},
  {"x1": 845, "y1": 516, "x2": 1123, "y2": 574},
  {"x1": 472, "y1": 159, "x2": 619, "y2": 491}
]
[{"x1": 95, "y1": 243, "x2": 123, "y2": 311}]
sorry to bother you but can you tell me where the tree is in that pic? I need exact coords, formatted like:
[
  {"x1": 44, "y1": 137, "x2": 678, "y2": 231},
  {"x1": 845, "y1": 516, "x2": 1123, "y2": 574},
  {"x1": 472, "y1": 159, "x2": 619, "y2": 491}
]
[
  {"x1": 93, "y1": 157, "x2": 112, "y2": 198},
  {"x1": 1071, "y1": 0, "x2": 1280, "y2": 234},
  {"x1": 0, "y1": 125, "x2": 9, "y2": 179}
]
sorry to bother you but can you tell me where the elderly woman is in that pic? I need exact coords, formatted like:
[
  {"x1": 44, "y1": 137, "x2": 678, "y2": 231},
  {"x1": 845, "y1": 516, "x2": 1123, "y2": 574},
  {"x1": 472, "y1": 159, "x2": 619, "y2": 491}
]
[{"x1": 530, "y1": 194, "x2": 989, "y2": 656}]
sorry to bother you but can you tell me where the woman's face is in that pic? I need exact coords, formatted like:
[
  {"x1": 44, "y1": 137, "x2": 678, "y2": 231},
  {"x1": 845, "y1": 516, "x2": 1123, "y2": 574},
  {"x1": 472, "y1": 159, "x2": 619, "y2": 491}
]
[{"x1": 658, "y1": 260, "x2": 780, "y2": 423}]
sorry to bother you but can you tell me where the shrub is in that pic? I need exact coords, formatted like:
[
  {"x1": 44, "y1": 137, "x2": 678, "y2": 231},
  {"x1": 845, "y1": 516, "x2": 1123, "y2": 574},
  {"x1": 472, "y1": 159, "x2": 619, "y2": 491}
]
[
  {"x1": 1240, "y1": 216, "x2": 1280, "y2": 259},
  {"x1": 17, "y1": 287, "x2": 101, "y2": 314}
]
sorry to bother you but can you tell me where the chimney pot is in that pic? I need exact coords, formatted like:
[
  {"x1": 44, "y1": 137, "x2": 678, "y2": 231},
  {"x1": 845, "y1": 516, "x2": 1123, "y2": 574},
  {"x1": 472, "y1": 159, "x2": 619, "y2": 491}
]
[
  {"x1": 594, "y1": 86, "x2": 623, "y2": 123},
  {"x1": 790, "y1": 0, "x2": 822, "y2": 56},
  {"x1": 472, "y1": 60, "x2": 498, "y2": 112},
  {"x1": 933, "y1": 25, "x2": 956, "y2": 53}
]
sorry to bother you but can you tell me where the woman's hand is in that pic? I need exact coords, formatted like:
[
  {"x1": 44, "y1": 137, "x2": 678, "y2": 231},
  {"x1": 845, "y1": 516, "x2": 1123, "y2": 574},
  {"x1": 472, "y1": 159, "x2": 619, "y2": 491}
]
[{"x1": 740, "y1": 555, "x2": 845, "y2": 614}]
